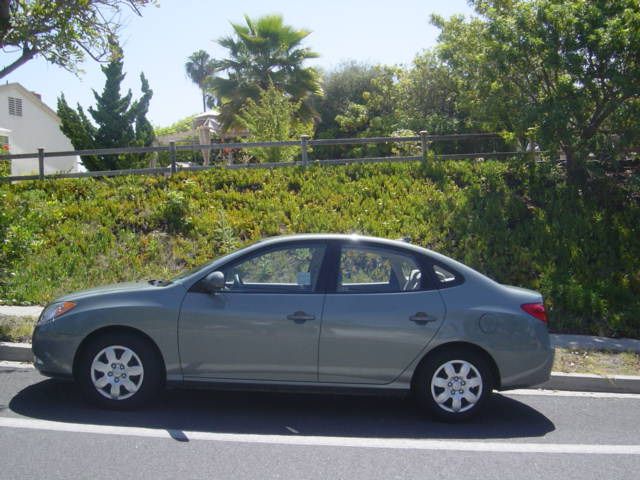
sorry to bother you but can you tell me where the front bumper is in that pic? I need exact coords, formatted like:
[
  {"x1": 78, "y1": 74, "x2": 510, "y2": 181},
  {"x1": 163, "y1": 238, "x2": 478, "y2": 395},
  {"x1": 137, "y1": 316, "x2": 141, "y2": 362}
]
[{"x1": 32, "y1": 323, "x2": 79, "y2": 379}]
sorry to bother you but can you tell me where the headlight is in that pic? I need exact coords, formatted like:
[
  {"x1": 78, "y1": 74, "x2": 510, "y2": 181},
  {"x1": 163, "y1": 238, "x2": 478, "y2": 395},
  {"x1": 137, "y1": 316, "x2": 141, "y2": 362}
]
[{"x1": 38, "y1": 301, "x2": 77, "y2": 325}]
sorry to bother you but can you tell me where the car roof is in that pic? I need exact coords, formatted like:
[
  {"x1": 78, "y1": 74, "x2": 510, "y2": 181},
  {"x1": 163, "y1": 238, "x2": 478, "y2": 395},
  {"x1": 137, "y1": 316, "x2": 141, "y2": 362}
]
[{"x1": 257, "y1": 233, "x2": 419, "y2": 249}]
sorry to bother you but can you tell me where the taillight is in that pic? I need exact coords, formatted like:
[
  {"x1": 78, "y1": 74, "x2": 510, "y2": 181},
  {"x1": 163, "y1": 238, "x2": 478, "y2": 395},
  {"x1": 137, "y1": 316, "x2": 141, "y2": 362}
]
[{"x1": 521, "y1": 303, "x2": 548, "y2": 324}]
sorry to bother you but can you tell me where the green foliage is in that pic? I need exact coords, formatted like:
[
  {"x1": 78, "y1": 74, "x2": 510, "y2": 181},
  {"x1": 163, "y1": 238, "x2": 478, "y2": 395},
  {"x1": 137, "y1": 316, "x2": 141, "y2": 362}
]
[
  {"x1": 57, "y1": 53, "x2": 155, "y2": 171},
  {"x1": 236, "y1": 85, "x2": 314, "y2": 163},
  {"x1": 1, "y1": 161, "x2": 638, "y2": 337},
  {"x1": 335, "y1": 66, "x2": 402, "y2": 140},
  {"x1": 433, "y1": 0, "x2": 640, "y2": 180},
  {"x1": 0, "y1": 0, "x2": 153, "y2": 78},
  {"x1": 208, "y1": 14, "x2": 321, "y2": 130},
  {"x1": 154, "y1": 115, "x2": 197, "y2": 137},
  {"x1": 314, "y1": 62, "x2": 383, "y2": 140},
  {"x1": 156, "y1": 191, "x2": 192, "y2": 234}
]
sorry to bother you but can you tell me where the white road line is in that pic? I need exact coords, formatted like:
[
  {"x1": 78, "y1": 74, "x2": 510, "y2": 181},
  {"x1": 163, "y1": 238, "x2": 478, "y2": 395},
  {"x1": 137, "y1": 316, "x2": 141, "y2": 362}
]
[
  {"x1": 0, "y1": 417, "x2": 638, "y2": 455},
  {"x1": 504, "y1": 389, "x2": 640, "y2": 399},
  {"x1": 0, "y1": 361, "x2": 34, "y2": 369}
]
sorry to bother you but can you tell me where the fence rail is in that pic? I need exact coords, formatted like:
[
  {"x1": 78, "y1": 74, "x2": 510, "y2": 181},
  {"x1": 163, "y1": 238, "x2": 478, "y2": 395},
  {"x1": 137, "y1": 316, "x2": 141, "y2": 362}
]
[{"x1": 0, "y1": 131, "x2": 529, "y2": 183}]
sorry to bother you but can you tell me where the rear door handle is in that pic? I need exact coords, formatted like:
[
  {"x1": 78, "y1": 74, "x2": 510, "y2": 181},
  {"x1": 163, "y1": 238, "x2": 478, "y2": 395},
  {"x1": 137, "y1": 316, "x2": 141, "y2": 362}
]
[
  {"x1": 287, "y1": 311, "x2": 316, "y2": 323},
  {"x1": 409, "y1": 312, "x2": 436, "y2": 324}
]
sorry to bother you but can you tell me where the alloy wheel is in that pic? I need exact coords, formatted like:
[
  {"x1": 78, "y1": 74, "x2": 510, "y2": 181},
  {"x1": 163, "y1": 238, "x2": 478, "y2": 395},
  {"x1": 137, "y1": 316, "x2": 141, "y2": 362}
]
[
  {"x1": 90, "y1": 345, "x2": 144, "y2": 400},
  {"x1": 430, "y1": 359, "x2": 483, "y2": 413}
]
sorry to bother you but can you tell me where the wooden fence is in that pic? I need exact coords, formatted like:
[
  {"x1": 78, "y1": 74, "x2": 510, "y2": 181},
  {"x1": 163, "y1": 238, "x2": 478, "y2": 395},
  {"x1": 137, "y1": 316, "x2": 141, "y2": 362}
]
[{"x1": 0, "y1": 131, "x2": 529, "y2": 182}]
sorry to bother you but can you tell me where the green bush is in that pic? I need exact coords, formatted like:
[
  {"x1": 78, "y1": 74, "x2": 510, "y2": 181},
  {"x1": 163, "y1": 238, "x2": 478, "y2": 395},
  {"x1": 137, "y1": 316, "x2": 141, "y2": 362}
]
[{"x1": 0, "y1": 160, "x2": 638, "y2": 337}]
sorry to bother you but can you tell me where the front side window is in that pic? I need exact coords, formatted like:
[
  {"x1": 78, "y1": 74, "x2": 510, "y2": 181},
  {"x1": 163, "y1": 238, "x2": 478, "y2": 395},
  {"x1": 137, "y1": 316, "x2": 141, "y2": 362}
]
[
  {"x1": 222, "y1": 244, "x2": 326, "y2": 293},
  {"x1": 337, "y1": 245, "x2": 422, "y2": 293}
]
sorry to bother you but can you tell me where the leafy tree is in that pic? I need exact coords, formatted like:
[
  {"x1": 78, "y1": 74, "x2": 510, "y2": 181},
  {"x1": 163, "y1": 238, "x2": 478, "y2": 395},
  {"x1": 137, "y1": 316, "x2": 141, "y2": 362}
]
[
  {"x1": 236, "y1": 84, "x2": 314, "y2": 163},
  {"x1": 335, "y1": 66, "x2": 402, "y2": 137},
  {"x1": 397, "y1": 51, "x2": 469, "y2": 135},
  {"x1": 0, "y1": 0, "x2": 153, "y2": 79},
  {"x1": 57, "y1": 51, "x2": 154, "y2": 171},
  {"x1": 314, "y1": 62, "x2": 382, "y2": 139},
  {"x1": 208, "y1": 14, "x2": 321, "y2": 130},
  {"x1": 185, "y1": 50, "x2": 217, "y2": 112},
  {"x1": 433, "y1": 0, "x2": 640, "y2": 182}
]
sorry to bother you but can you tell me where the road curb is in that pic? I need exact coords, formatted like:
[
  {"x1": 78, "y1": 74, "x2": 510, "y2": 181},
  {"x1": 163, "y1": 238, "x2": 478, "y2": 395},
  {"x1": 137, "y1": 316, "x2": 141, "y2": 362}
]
[
  {"x1": 0, "y1": 342, "x2": 33, "y2": 362},
  {"x1": 539, "y1": 372, "x2": 640, "y2": 394}
]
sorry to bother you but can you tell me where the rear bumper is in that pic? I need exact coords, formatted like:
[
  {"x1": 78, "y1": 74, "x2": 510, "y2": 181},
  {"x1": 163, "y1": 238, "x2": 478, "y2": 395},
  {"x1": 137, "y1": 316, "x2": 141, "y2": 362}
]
[{"x1": 499, "y1": 345, "x2": 554, "y2": 390}]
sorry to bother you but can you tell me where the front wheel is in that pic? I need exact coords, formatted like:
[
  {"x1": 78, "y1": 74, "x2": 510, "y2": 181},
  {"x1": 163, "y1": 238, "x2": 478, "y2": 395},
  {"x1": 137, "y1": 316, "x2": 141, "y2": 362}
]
[
  {"x1": 413, "y1": 348, "x2": 493, "y2": 422},
  {"x1": 77, "y1": 332, "x2": 163, "y2": 409}
]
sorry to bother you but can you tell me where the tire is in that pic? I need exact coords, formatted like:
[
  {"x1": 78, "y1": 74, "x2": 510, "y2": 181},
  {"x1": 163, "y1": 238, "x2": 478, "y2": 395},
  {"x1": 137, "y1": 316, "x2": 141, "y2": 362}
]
[
  {"x1": 412, "y1": 347, "x2": 494, "y2": 422},
  {"x1": 76, "y1": 331, "x2": 163, "y2": 409}
]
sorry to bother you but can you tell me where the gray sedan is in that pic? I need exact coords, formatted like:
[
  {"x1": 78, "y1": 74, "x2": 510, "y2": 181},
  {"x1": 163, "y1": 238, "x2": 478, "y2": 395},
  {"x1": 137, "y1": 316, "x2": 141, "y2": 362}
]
[{"x1": 32, "y1": 234, "x2": 553, "y2": 421}]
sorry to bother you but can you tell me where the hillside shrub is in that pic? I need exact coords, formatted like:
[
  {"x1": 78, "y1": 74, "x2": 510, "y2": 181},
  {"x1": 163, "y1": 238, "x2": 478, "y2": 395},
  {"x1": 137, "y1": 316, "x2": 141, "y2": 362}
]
[{"x1": 0, "y1": 160, "x2": 638, "y2": 337}]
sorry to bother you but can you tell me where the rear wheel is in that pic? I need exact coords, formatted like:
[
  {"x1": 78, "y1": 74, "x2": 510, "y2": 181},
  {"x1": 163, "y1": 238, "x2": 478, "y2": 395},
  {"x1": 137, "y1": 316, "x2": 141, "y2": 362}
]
[
  {"x1": 413, "y1": 347, "x2": 493, "y2": 422},
  {"x1": 77, "y1": 331, "x2": 163, "y2": 409}
]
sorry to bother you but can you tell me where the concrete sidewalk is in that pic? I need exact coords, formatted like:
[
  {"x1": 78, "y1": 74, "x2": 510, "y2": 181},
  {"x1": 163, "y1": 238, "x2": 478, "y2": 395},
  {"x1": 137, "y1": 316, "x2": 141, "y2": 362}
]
[
  {"x1": 549, "y1": 334, "x2": 640, "y2": 354},
  {"x1": 3, "y1": 305, "x2": 639, "y2": 354},
  {"x1": 0, "y1": 306, "x2": 43, "y2": 318}
]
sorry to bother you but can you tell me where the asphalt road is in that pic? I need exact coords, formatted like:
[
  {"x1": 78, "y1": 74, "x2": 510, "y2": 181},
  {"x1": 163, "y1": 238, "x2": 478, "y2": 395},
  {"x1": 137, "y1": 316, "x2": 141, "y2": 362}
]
[{"x1": 1, "y1": 365, "x2": 639, "y2": 480}]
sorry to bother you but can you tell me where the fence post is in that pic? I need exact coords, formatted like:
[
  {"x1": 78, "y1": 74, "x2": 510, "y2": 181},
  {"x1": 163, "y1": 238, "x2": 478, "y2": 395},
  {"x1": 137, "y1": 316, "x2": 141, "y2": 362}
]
[
  {"x1": 420, "y1": 131, "x2": 429, "y2": 164},
  {"x1": 38, "y1": 148, "x2": 45, "y2": 180},
  {"x1": 300, "y1": 135, "x2": 310, "y2": 166},
  {"x1": 169, "y1": 141, "x2": 177, "y2": 174}
]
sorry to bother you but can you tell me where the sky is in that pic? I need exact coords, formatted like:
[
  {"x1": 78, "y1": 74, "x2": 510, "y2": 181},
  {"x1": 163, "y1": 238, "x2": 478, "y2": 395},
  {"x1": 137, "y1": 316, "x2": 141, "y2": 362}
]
[{"x1": 3, "y1": 0, "x2": 475, "y2": 127}]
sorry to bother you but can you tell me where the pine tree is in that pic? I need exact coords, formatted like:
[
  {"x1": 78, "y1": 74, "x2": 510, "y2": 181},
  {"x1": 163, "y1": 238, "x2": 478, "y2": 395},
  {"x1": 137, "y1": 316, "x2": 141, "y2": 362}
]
[
  {"x1": 57, "y1": 94, "x2": 100, "y2": 170},
  {"x1": 134, "y1": 73, "x2": 155, "y2": 147},
  {"x1": 57, "y1": 49, "x2": 155, "y2": 171},
  {"x1": 89, "y1": 55, "x2": 137, "y2": 170}
]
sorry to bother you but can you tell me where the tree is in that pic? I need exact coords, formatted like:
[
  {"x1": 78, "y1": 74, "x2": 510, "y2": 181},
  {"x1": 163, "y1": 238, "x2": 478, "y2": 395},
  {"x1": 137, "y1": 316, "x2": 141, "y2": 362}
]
[
  {"x1": 134, "y1": 73, "x2": 155, "y2": 147},
  {"x1": 236, "y1": 84, "x2": 314, "y2": 163},
  {"x1": 314, "y1": 62, "x2": 383, "y2": 139},
  {"x1": 0, "y1": 0, "x2": 153, "y2": 79},
  {"x1": 335, "y1": 66, "x2": 402, "y2": 138},
  {"x1": 57, "y1": 51, "x2": 155, "y2": 171},
  {"x1": 208, "y1": 14, "x2": 321, "y2": 130},
  {"x1": 396, "y1": 51, "x2": 471, "y2": 136},
  {"x1": 185, "y1": 50, "x2": 217, "y2": 112},
  {"x1": 57, "y1": 94, "x2": 98, "y2": 169},
  {"x1": 433, "y1": 0, "x2": 640, "y2": 182}
]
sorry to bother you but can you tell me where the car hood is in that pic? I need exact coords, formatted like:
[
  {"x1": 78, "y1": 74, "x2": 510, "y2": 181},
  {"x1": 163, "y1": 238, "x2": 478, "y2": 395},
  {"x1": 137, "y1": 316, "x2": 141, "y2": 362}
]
[{"x1": 56, "y1": 281, "x2": 160, "y2": 302}]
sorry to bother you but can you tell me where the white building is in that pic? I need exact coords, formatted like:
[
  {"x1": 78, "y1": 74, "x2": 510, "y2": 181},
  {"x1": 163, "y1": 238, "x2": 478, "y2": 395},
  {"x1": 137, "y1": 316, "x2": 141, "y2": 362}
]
[{"x1": 0, "y1": 82, "x2": 82, "y2": 176}]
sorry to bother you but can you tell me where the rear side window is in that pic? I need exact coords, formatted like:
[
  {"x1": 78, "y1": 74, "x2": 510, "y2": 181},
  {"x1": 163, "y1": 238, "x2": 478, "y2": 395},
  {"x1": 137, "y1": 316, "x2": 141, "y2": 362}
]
[
  {"x1": 432, "y1": 263, "x2": 463, "y2": 287},
  {"x1": 337, "y1": 246, "x2": 422, "y2": 293}
]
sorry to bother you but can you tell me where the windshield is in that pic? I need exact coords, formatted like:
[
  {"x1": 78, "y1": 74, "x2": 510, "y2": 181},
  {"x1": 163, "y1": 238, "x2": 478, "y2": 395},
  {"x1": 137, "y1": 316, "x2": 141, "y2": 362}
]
[{"x1": 169, "y1": 259, "x2": 217, "y2": 282}]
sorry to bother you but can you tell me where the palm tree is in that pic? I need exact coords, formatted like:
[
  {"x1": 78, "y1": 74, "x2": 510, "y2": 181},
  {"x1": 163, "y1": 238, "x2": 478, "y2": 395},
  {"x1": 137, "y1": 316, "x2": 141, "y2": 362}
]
[
  {"x1": 209, "y1": 14, "x2": 322, "y2": 130},
  {"x1": 185, "y1": 50, "x2": 216, "y2": 112}
]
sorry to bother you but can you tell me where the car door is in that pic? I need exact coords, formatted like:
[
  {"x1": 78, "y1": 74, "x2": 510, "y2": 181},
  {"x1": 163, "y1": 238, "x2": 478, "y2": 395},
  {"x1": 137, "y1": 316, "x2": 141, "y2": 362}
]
[
  {"x1": 319, "y1": 242, "x2": 446, "y2": 384},
  {"x1": 178, "y1": 242, "x2": 328, "y2": 381}
]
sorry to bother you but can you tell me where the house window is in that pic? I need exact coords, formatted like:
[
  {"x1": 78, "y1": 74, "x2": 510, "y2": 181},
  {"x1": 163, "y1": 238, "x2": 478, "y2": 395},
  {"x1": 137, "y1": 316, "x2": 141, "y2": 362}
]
[{"x1": 8, "y1": 97, "x2": 23, "y2": 116}]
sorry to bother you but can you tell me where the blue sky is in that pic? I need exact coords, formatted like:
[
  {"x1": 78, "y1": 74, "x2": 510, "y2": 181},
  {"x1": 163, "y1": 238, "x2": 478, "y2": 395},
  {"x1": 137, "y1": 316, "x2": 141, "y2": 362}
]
[{"x1": 4, "y1": 0, "x2": 474, "y2": 127}]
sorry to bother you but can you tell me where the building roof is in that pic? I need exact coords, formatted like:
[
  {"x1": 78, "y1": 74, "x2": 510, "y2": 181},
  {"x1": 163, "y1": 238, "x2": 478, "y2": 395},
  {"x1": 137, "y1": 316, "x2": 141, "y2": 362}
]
[{"x1": 0, "y1": 82, "x2": 60, "y2": 123}]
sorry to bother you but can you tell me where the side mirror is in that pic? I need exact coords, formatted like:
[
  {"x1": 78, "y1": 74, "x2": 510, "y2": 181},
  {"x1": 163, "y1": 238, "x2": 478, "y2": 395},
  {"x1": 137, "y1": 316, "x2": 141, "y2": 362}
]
[{"x1": 203, "y1": 271, "x2": 226, "y2": 293}]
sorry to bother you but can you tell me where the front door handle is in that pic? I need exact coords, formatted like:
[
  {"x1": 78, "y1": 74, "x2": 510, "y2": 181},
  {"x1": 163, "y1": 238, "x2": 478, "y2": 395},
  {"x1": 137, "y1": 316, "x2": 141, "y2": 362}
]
[
  {"x1": 287, "y1": 311, "x2": 316, "y2": 323},
  {"x1": 409, "y1": 312, "x2": 436, "y2": 324}
]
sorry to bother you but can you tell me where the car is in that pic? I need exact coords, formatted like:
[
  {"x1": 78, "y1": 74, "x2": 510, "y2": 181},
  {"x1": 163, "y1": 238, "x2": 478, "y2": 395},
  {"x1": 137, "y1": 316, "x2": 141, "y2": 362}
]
[{"x1": 32, "y1": 234, "x2": 553, "y2": 421}]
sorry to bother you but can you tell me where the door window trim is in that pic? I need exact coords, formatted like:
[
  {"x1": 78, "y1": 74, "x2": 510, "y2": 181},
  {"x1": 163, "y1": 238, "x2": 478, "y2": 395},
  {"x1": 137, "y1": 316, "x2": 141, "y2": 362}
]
[
  {"x1": 325, "y1": 240, "x2": 441, "y2": 294},
  {"x1": 190, "y1": 240, "x2": 331, "y2": 294}
]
